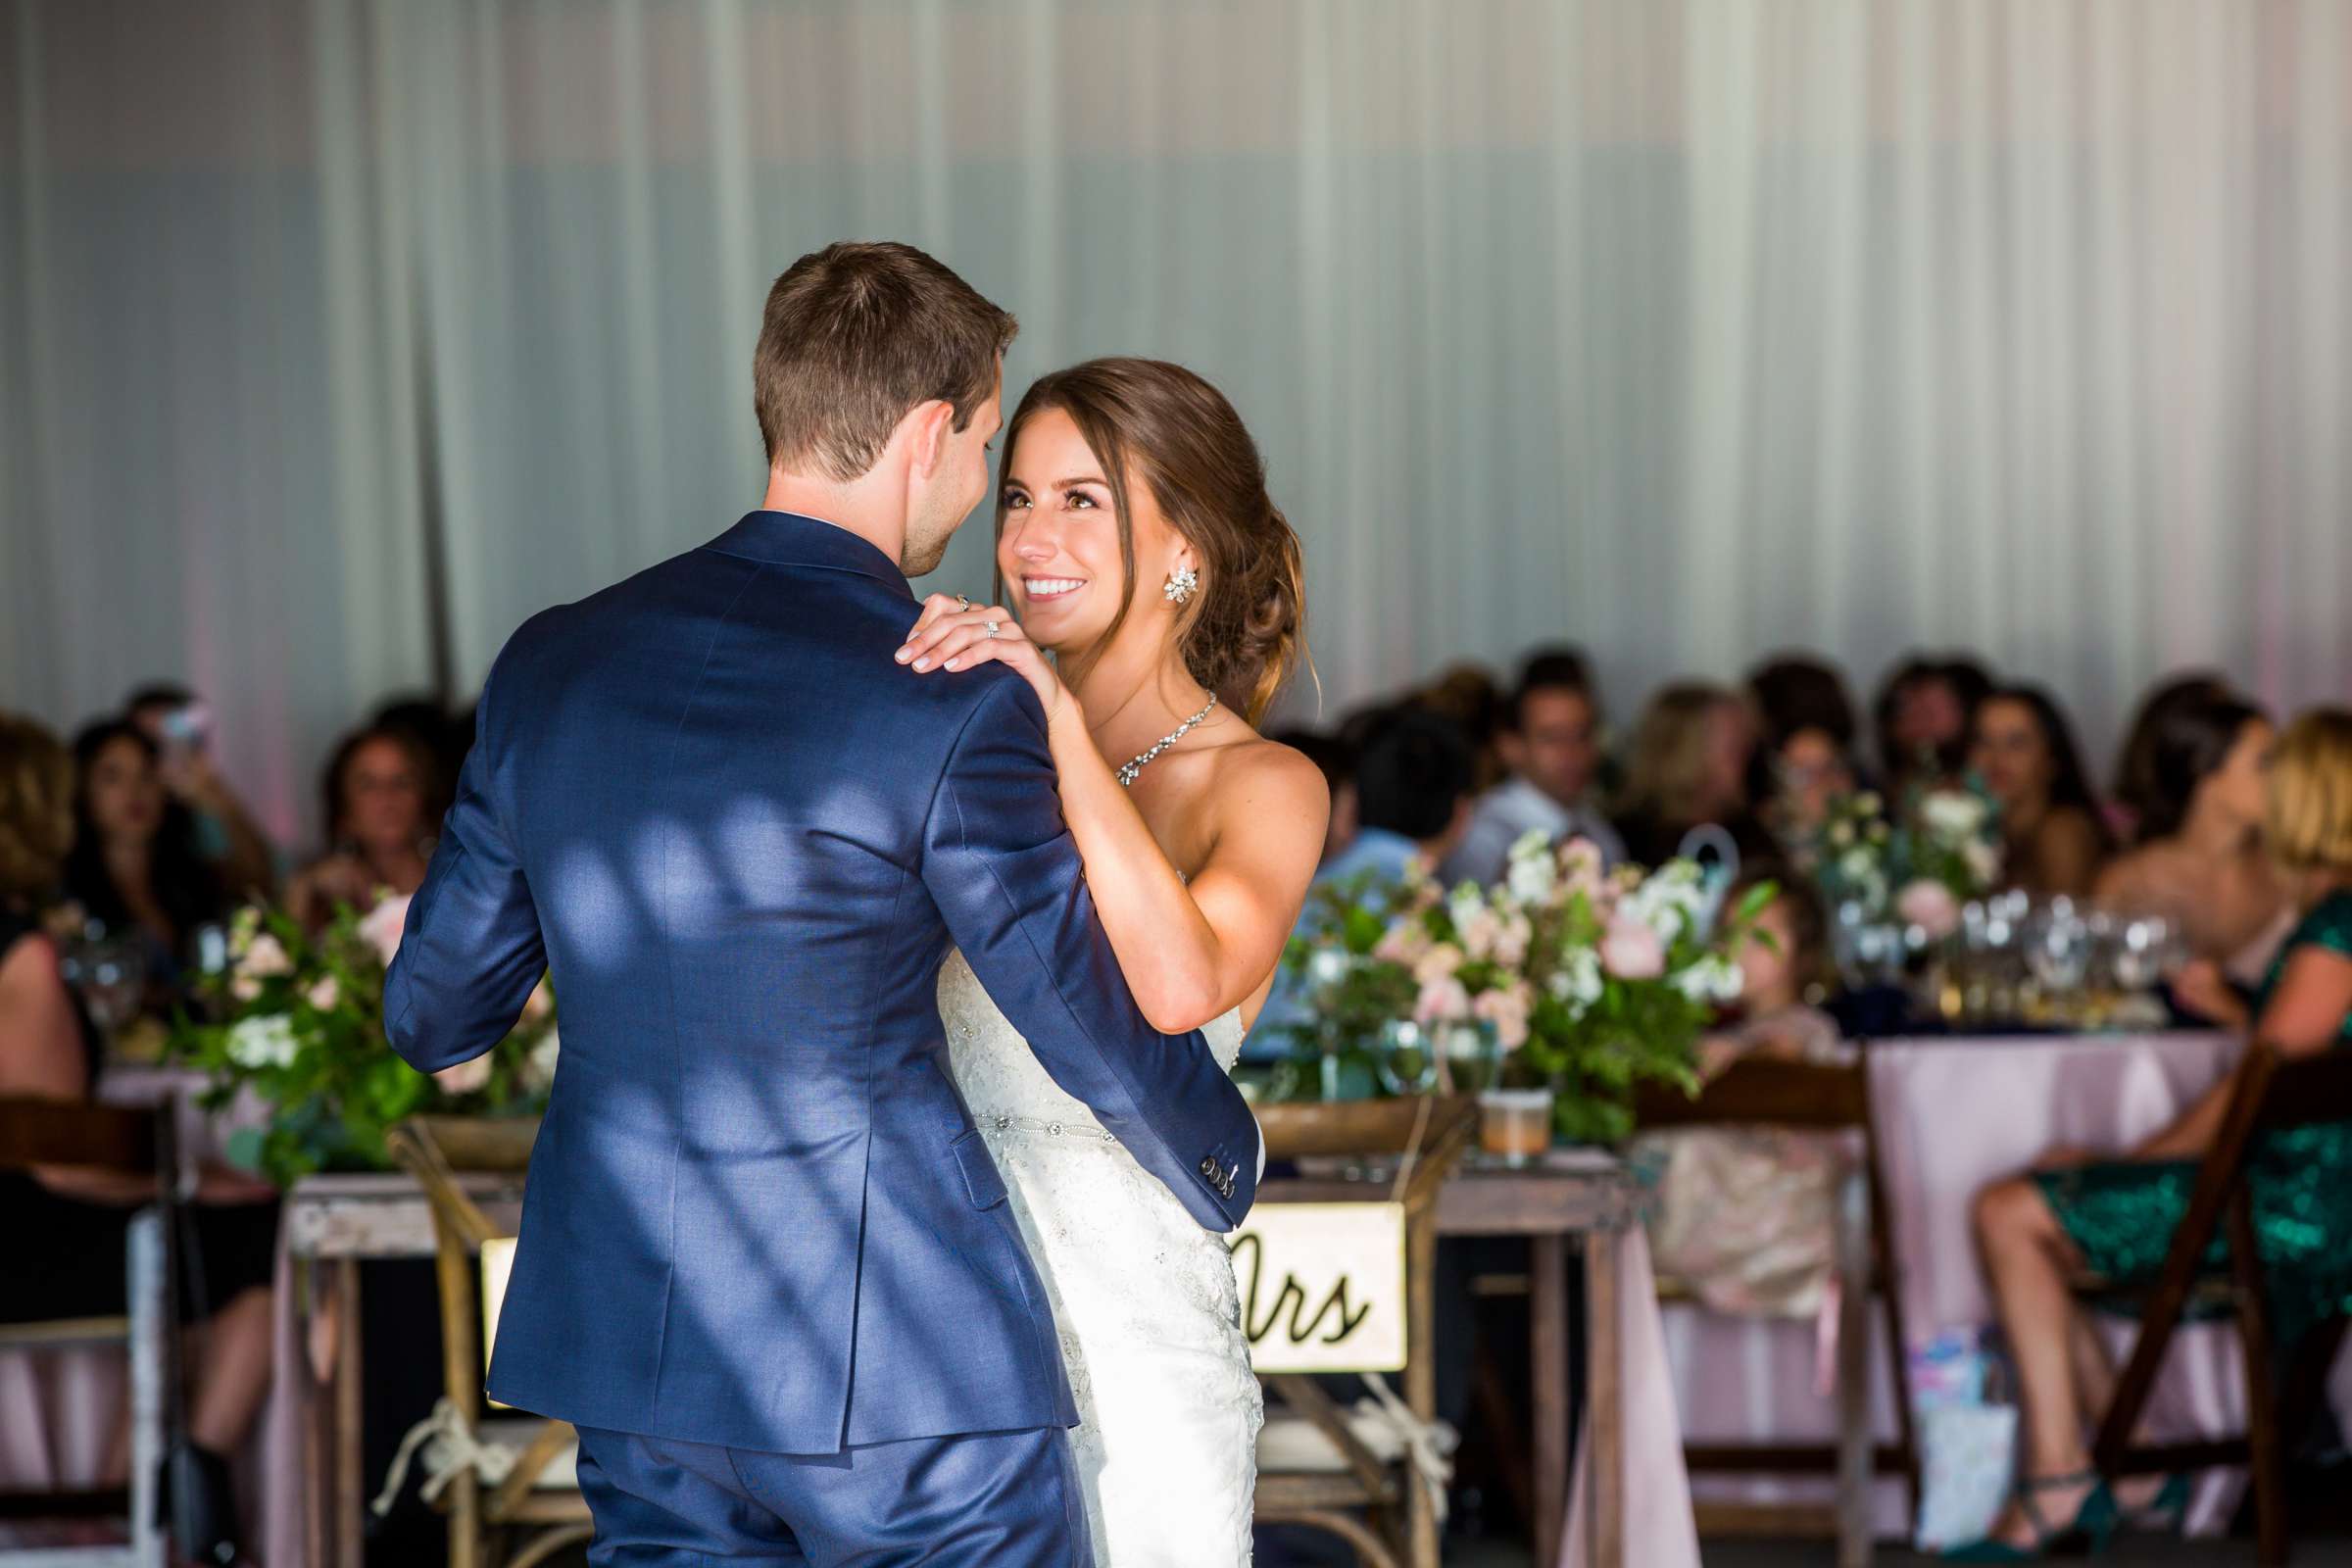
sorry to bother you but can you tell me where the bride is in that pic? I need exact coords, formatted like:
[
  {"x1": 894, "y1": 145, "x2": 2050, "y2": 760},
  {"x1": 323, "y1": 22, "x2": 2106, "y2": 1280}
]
[{"x1": 895, "y1": 357, "x2": 1328, "y2": 1565}]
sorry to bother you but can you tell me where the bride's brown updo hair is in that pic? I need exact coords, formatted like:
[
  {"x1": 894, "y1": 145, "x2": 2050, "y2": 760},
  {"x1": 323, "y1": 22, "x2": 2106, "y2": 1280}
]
[{"x1": 994, "y1": 358, "x2": 1308, "y2": 724}]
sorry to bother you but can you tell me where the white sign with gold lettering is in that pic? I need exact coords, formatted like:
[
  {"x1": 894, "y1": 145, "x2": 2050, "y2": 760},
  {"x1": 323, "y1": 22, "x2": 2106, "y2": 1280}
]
[{"x1": 1227, "y1": 1201, "x2": 1407, "y2": 1374}]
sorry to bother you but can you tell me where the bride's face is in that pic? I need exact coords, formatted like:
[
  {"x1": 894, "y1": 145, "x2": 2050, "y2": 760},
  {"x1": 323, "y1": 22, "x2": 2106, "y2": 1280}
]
[{"x1": 998, "y1": 406, "x2": 1191, "y2": 660}]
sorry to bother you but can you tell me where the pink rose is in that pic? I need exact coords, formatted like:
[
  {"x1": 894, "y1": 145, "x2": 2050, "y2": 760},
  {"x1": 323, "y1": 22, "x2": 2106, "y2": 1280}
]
[
  {"x1": 1474, "y1": 983, "x2": 1533, "y2": 1051},
  {"x1": 1457, "y1": 909, "x2": 1503, "y2": 961},
  {"x1": 239, "y1": 933, "x2": 292, "y2": 979},
  {"x1": 357, "y1": 893, "x2": 413, "y2": 968},
  {"x1": 1374, "y1": 920, "x2": 1433, "y2": 966},
  {"x1": 1412, "y1": 944, "x2": 1465, "y2": 986},
  {"x1": 1897, "y1": 879, "x2": 1962, "y2": 941},
  {"x1": 231, "y1": 974, "x2": 262, "y2": 1004},
  {"x1": 306, "y1": 975, "x2": 341, "y2": 1011},
  {"x1": 434, "y1": 1054, "x2": 493, "y2": 1096},
  {"x1": 1600, "y1": 913, "x2": 1665, "y2": 980},
  {"x1": 1413, "y1": 976, "x2": 1472, "y2": 1026},
  {"x1": 1492, "y1": 911, "x2": 1533, "y2": 969}
]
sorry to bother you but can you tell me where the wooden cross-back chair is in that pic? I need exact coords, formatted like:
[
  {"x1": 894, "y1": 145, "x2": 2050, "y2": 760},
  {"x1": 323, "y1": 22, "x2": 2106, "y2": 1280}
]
[
  {"x1": 2077, "y1": 1042, "x2": 2352, "y2": 1568},
  {"x1": 1249, "y1": 1095, "x2": 1479, "y2": 1568},
  {"x1": 0, "y1": 1097, "x2": 174, "y2": 1568},
  {"x1": 1632, "y1": 1056, "x2": 1919, "y2": 1568},
  {"x1": 382, "y1": 1116, "x2": 589, "y2": 1568}
]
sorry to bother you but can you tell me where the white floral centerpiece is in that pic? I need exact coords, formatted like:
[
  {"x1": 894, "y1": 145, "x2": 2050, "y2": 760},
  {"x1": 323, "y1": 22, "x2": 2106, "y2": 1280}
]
[
  {"x1": 169, "y1": 897, "x2": 557, "y2": 1186},
  {"x1": 1279, "y1": 831, "x2": 1770, "y2": 1143},
  {"x1": 1808, "y1": 783, "x2": 2002, "y2": 949}
]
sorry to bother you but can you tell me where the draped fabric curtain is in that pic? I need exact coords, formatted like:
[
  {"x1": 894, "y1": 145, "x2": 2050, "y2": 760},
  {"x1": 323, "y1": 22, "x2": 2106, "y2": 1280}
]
[{"x1": 6, "y1": 0, "x2": 2347, "y2": 847}]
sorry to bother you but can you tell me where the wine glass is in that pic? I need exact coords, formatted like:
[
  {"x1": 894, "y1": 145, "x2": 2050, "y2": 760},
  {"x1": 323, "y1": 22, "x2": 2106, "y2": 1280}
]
[
  {"x1": 64, "y1": 930, "x2": 148, "y2": 1040},
  {"x1": 1376, "y1": 1019, "x2": 1439, "y2": 1097},
  {"x1": 1437, "y1": 1020, "x2": 1501, "y2": 1096},
  {"x1": 2024, "y1": 899, "x2": 2091, "y2": 1022}
]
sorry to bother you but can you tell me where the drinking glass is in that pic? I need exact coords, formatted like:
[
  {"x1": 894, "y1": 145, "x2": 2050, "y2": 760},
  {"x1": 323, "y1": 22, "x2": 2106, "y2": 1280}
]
[
  {"x1": 63, "y1": 930, "x2": 147, "y2": 1038},
  {"x1": 1437, "y1": 1020, "x2": 1502, "y2": 1096},
  {"x1": 1376, "y1": 1019, "x2": 1439, "y2": 1097}
]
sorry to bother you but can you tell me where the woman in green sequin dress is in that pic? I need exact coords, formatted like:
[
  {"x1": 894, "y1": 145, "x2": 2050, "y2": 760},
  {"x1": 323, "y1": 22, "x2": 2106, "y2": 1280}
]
[{"x1": 1950, "y1": 710, "x2": 2352, "y2": 1560}]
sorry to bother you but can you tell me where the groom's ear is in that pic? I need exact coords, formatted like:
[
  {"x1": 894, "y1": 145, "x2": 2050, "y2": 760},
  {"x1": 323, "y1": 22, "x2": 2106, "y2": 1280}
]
[{"x1": 903, "y1": 397, "x2": 957, "y2": 478}]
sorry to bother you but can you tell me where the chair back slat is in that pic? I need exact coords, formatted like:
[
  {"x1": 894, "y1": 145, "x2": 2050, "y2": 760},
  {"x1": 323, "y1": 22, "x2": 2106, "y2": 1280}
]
[
  {"x1": 1632, "y1": 1057, "x2": 1868, "y2": 1132},
  {"x1": 0, "y1": 1096, "x2": 158, "y2": 1175},
  {"x1": 2254, "y1": 1048, "x2": 2352, "y2": 1131}
]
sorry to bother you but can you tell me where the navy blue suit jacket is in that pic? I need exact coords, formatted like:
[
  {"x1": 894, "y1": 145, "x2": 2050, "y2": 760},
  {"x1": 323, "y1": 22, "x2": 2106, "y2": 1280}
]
[{"x1": 383, "y1": 510, "x2": 1261, "y2": 1454}]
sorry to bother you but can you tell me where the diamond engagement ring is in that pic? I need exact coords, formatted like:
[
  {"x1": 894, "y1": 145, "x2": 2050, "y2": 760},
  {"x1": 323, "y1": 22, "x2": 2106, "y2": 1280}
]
[{"x1": 983, "y1": 620, "x2": 1002, "y2": 638}]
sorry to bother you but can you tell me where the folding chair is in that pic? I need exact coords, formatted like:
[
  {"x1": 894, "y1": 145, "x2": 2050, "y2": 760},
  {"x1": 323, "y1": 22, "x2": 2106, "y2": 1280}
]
[
  {"x1": 1633, "y1": 1056, "x2": 1920, "y2": 1567},
  {"x1": 2078, "y1": 1043, "x2": 2352, "y2": 1567},
  {"x1": 0, "y1": 1097, "x2": 174, "y2": 1568}
]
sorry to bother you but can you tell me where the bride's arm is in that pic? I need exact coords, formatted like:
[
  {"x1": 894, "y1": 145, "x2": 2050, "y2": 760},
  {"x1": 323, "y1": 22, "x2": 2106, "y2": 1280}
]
[{"x1": 900, "y1": 596, "x2": 1328, "y2": 1035}]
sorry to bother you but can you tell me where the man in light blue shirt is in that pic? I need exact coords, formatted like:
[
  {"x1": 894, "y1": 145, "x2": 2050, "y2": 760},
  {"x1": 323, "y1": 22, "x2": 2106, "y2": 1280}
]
[
  {"x1": 1441, "y1": 648, "x2": 1623, "y2": 888},
  {"x1": 1243, "y1": 709, "x2": 1479, "y2": 1061}
]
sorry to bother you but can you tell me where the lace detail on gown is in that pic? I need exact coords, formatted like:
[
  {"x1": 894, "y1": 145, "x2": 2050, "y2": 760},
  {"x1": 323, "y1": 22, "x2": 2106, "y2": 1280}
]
[{"x1": 939, "y1": 950, "x2": 1260, "y2": 1566}]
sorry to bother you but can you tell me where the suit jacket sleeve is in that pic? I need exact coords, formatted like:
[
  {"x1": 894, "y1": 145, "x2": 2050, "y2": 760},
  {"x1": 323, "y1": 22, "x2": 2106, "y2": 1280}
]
[
  {"x1": 921, "y1": 675, "x2": 1260, "y2": 1231},
  {"x1": 383, "y1": 660, "x2": 548, "y2": 1073}
]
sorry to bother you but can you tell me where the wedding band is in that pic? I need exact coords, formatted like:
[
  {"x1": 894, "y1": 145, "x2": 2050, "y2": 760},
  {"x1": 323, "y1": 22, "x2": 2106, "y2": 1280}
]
[{"x1": 983, "y1": 620, "x2": 1001, "y2": 639}]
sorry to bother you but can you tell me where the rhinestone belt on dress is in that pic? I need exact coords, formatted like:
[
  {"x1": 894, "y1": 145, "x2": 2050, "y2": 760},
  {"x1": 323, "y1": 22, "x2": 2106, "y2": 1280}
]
[{"x1": 978, "y1": 1112, "x2": 1117, "y2": 1144}]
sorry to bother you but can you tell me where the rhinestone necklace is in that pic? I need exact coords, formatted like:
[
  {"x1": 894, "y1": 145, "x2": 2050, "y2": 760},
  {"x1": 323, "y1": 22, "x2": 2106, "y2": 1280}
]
[{"x1": 1115, "y1": 696, "x2": 1218, "y2": 787}]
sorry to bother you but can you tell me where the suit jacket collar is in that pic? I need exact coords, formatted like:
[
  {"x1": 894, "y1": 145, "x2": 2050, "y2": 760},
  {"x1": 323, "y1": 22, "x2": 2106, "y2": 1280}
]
[{"x1": 705, "y1": 510, "x2": 912, "y2": 595}]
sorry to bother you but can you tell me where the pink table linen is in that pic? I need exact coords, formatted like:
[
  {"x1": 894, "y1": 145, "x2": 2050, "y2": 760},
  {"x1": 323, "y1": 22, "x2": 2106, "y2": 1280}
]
[{"x1": 1561, "y1": 1223, "x2": 1702, "y2": 1568}]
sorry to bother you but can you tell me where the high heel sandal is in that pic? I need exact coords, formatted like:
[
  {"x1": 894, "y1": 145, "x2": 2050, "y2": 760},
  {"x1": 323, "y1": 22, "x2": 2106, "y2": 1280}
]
[
  {"x1": 1942, "y1": 1470, "x2": 2120, "y2": 1561},
  {"x1": 2120, "y1": 1473, "x2": 2189, "y2": 1535}
]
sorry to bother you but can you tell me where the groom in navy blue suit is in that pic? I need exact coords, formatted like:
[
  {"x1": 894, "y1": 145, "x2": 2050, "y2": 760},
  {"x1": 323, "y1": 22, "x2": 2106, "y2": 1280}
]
[{"x1": 384, "y1": 242, "x2": 1260, "y2": 1565}]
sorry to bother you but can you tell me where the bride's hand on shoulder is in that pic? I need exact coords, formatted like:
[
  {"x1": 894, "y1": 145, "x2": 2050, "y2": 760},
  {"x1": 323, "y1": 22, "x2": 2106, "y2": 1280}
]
[{"x1": 896, "y1": 594, "x2": 1067, "y2": 725}]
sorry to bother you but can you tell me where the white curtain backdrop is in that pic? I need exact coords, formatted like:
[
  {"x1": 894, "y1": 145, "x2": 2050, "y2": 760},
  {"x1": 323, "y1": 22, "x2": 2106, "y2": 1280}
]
[{"x1": 6, "y1": 0, "x2": 2347, "y2": 848}]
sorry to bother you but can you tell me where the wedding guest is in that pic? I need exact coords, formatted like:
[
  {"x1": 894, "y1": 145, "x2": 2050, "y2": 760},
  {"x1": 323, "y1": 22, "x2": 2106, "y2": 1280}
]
[
  {"x1": 1969, "y1": 686, "x2": 2111, "y2": 898},
  {"x1": 1271, "y1": 727, "x2": 1358, "y2": 868},
  {"x1": 1747, "y1": 653, "x2": 1861, "y2": 844},
  {"x1": 1609, "y1": 682, "x2": 1770, "y2": 871},
  {"x1": 1417, "y1": 662, "x2": 1509, "y2": 794},
  {"x1": 0, "y1": 712, "x2": 276, "y2": 1566},
  {"x1": 2109, "y1": 671, "x2": 2232, "y2": 845},
  {"x1": 1640, "y1": 870, "x2": 1851, "y2": 1318},
  {"x1": 2095, "y1": 692, "x2": 2290, "y2": 986},
  {"x1": 1240, "y1": 709, "x2": 1476, "y2": 1060},
  {"x1": 1873, "y1": 654, "x2": 1994, "y2": 798},
  {"x1": 1441, "y1": 646, "x2": 1624, "y2": 888},
  {"x1": 61, "y1": 719, "x2": 232, "y2": 1000},
  {"x1": 285, "y1": 723, "x2": 446, "y2": 932},
  {"x1": 123, "y1": 682, "x2": 278, "y2": 902},
  {"x1": 1960, "y1": 708, "x2": 2352, "y2": 1558},
  {"x1": 370, "y1": 694, "x2": 475, "y2": 805}
]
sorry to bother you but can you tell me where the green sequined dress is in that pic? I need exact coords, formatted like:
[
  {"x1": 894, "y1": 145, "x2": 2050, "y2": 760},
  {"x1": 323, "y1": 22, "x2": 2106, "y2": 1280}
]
[{"x1": 2033, "y1": 890, "x2": 2352, "y2": 1350}]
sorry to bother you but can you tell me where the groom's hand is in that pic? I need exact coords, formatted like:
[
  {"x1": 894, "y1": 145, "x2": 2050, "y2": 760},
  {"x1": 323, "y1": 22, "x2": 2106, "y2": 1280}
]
[{"x1": 897, "y1": 594, "x2": 1067, "y2": 725}]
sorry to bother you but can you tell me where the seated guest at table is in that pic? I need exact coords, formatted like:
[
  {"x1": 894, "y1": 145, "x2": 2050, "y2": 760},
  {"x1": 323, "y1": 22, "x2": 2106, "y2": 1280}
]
[
  {"x1": 1610, "y1": 681, "x2": 1770, "y2": 871},
  {"x1": 285, "y1": 721, "x2": 446, "y2": 932},
  {"x1": 1961, "y1": 708, "x2": 2352, "y2": 1559},
  {"x1": 1416, "y1": 662, "x2": 1509, "y2": 795},
  {"x1": 61, "y1": 718, "x2": 233, "y2": 1003},
  {"x1": 2095, "y1": 691, "x2": 2290, "y2": 986},
  {"x1": 1874, "y1": 653, "x2": 1994, "y2": 799},
  {"x1": 1271, "y1": 726, "x2": 1359, "y2": 869},
  {"x1": 1970, "y1": 686, "x2": 2110, "y2": 899},
  {"x1": 1641, "y1": 870, "x2": 1851, "y2": 1319},
  {"x1": 0, "y1": 712, "x2": 276, "y2": 1566},
  {"x1": 1747, "y1": 653, "x2": 1862, "y2": 845},
  {"x1": 1441, "y1": 646, "x2": 1624, "y2": 888},
  {"x1": 1241, "y1": 709, "x2": 1477, "y2": 1060},
  {"x1": 122, "y1": 682, "x2": 279, "y2": 903},
  {"x1": 2109, "y1": 671, "x2": 2233, "y2": 846}
]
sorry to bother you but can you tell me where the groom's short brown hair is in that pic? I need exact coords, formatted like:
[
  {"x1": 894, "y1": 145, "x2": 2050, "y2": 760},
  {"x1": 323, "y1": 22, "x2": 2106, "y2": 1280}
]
[{"x1": 754, "y1": 241, "x2": 1017, "y2": 482}]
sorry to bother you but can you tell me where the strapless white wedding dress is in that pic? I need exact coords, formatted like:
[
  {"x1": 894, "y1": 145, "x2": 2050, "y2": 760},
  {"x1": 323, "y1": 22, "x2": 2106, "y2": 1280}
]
[{"x1": 939, "y1": 950, "x2": 1261, "y2": 1565}]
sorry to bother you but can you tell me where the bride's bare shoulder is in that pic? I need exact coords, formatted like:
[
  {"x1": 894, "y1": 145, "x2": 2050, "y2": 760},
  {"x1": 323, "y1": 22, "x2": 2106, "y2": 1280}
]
[{"x1": 1200, "y1": 723, "x2": 1330, "y2": 833}]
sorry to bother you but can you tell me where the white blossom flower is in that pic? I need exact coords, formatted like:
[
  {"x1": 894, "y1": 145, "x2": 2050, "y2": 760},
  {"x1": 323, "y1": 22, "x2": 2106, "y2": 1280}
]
[
  {"x1": 1547, "y1": 948, "x2": 1604, "y2": 1017},
  {"x1": 1446, "y1": 884, "x2": 1490, "y2": 940},
  {"x1": 1922, "y1": 790, "x2": 1988, "y2": 842},
  {"x1": 1307, "y1": 947, "x2": 1355, "y2": 987},
  {"x1": 305, "y1": 975, "x2": 341, "y2": 1011},
  {"x1": 526, "y1": 1028, "x2": 561, "y2": 1091},
  {"x1": 1671, "y1": 954, "x2": 1744, "y2": 1005},
  {"x1": 225, "y1": 1013, "x2": 300, "y2": 1071}
]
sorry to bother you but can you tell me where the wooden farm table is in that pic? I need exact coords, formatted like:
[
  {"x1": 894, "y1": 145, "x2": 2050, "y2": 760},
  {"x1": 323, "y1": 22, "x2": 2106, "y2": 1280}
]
[{"x1": 1274, "y1": 1152, "x2": 1650, "y2": 1568}]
